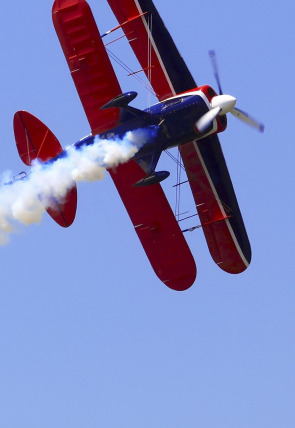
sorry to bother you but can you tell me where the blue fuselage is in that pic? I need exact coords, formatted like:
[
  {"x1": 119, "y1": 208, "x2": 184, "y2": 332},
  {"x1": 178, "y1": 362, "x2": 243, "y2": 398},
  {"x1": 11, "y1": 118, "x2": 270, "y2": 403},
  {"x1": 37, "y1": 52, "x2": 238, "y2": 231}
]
[{"x1": 73, "y1": 93, "x2": 211, "y2": 171}]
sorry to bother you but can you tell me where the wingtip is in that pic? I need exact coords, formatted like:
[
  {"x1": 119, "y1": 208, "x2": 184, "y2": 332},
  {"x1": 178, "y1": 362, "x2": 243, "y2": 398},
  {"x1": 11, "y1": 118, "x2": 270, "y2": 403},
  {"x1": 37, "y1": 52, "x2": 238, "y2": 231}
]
[
  {"x1": 163, "y1": 269, "x2": 197, "y2": 292},
  {"x1": 52, "y1": 0, "x2": 83, "y2": 14}
]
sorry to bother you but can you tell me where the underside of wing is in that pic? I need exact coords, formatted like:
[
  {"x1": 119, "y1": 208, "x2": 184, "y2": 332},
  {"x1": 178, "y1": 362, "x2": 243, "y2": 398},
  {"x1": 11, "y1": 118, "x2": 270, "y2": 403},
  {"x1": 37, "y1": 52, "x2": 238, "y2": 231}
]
[
  {"x1": 107, "y1": 0, "x2": 196, "y2": 100},
  {"x1": 180, "y1": 135, "x2": 251, "y2": 273},
  {"x1": 109, "y1": 160, "x2": 196, "y2": 291},
  {"x1": 52, "y1": 0, "x2": 122, "y2": 135}
]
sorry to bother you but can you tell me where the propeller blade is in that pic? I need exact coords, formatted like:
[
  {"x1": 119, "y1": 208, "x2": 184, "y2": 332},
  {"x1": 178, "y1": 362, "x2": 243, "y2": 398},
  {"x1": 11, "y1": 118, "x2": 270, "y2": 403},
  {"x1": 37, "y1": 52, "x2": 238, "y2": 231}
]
[
  {"x1": 196, "y1": 106, "x2": 221, "y2": 133},
  {"x1": 209, "y1": 50, "x2": 223, "y2": 95},
  {"x1": 231, "y1": 107, "x2": 264, "y2": 132}
]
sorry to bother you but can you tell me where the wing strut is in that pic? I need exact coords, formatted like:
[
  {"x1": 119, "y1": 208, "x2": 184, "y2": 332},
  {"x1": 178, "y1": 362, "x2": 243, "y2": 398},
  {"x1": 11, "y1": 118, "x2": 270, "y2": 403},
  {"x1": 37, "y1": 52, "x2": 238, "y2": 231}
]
[{"x1": 101, "y1": 11, "x2": 148, "y2": 37}]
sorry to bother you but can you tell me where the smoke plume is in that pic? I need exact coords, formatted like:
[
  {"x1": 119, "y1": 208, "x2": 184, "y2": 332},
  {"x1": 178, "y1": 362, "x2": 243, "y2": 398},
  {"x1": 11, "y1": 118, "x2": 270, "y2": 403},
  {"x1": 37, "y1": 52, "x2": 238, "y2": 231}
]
[{"x1": 0, "y1": 127, "x2": 155, "y2": 245}]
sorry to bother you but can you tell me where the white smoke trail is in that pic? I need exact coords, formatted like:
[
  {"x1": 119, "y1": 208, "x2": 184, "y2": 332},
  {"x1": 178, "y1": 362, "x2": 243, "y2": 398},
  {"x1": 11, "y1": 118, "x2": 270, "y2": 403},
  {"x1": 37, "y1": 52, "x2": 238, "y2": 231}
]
[{"x1": 0, "y1": 127, "x2": 156, "y2": 245}]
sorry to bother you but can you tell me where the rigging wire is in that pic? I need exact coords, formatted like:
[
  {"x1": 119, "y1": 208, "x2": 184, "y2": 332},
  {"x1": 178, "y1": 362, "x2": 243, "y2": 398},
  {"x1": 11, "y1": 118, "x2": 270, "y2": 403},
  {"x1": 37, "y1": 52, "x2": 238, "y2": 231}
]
[
  {"x1": 104, "y1": 31, "x2": 233, "y2": 231},
  {"x1": 103, "y1": 13, "x2": 157, "y2": 100},
  {"x1": 165, "y1": 149, "x2": 232, "y2": 217},
  {"x1": 164, "y1": 150, "x2": 186, "y2": 220},
  {"x1": 104, "y1": 32, "x2": 133, "y2": 46},
  {"x1": 147, "y1": 13, "x2": 153, "y2": 111},
  {"x1": 106, "y1": 47, "x2": 156, "y2": 97},
  {"x1": 164, "y1": 149, "x2": 185, "y2": 171}
]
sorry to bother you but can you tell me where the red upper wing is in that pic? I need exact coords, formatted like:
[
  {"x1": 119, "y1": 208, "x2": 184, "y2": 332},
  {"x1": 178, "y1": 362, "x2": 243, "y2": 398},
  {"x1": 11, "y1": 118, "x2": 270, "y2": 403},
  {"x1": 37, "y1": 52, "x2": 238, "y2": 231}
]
[
  {"x1": 52, "y1": 0, "x2": 122, "y2": 135},
  {"x1": 52, "y1": 0, "x2": 196, "y2": 289}
]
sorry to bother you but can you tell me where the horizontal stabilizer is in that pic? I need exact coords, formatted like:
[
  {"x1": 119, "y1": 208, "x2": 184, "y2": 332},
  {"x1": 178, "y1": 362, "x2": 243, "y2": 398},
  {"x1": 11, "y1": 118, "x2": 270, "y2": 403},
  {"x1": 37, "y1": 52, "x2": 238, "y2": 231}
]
[
  {"x1": 41, "y1": 186, "x2": 77, "y2": 228},
  {"x1": 14, "y1": 111, "x2": 64, "y2": 165},
  {"x1": 13, "y1": 111, "x2": 77, "y2": 227}
]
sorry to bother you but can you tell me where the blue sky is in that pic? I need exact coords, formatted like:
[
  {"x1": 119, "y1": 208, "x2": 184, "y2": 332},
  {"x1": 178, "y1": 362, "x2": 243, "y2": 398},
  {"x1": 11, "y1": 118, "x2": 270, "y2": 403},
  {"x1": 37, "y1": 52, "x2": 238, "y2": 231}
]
[{"x1": 0, "y1": 0, "x2": 294, "y2": 426}]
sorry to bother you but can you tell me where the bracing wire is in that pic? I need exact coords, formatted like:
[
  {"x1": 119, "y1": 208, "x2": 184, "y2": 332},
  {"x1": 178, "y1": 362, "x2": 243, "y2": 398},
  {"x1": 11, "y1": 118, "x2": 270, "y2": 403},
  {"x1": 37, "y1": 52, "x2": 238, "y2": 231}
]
[
  {"x1": 147, "y1": 13, "x2": 153, "y2": 110},
  {"x1": 164, "y1": 150, "x2": 186, "y2": 220},
  {"x1": 166, "y1": 148, "x2": 232, "y2": 218},
  {"x1": 106, "y1": 47, "x2": 156, "y2": 96},
  {"x1": 164, "y1": 150, "x2": 185, "y2": 171}
]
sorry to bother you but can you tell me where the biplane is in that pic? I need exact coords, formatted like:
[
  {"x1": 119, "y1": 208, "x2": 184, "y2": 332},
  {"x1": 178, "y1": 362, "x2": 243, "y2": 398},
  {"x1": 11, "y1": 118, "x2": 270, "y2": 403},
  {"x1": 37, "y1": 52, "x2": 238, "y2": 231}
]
[{"x1": 13, "y1": 0, "x2": 263, "y2": 291}]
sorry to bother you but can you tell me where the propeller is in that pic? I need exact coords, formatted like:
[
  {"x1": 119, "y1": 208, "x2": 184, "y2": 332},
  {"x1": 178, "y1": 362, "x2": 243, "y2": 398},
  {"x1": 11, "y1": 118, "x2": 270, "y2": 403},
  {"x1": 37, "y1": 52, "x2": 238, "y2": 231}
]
[
  {"x1": 209, "y1": 50, "x2": 223, "y2": 95},
  {"x1": 231, "y1": 107, "x2": 264, "y2": 132},
  {"x1": 196, "y1": 107, "x2": 221, "y2": 133},
  {"x1": 196, "y1": 50, "x2": 264, "y2": 133}
]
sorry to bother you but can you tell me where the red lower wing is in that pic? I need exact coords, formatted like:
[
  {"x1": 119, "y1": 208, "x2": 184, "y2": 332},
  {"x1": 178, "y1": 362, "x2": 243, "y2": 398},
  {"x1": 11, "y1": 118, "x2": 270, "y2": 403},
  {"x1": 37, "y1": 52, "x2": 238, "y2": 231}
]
[{"x1": 110, "y1": 161, "x2": 196, "y2": 291}]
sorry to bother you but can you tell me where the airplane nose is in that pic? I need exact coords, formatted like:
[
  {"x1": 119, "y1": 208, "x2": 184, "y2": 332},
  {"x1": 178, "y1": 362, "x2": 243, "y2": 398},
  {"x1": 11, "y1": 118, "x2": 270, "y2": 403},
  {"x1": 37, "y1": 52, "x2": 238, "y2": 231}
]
[{"x1": 211, "y1": 95, "x2": 236, "y2": 115}]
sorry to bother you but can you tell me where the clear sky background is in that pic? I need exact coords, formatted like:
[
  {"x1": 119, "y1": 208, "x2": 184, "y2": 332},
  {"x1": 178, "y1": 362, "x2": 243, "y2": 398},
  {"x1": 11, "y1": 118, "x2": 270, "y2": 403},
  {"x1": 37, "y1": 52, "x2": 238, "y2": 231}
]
[{"x1": 0, "y1": 0, "x2": 294, "y2": 426}]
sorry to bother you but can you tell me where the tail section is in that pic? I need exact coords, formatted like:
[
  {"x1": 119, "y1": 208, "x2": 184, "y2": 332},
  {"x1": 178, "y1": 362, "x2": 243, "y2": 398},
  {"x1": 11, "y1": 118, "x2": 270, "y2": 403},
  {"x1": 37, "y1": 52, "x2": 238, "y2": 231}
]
[
  {"x1": 40, "y1": 186, "x2": 77, "y2": 228},
  {"x1": 13, "y1": 111, "x2": 77, "y2": 227},
  {"x1": 14, "y1": 111, "x2": 64, "y2": 165}
]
